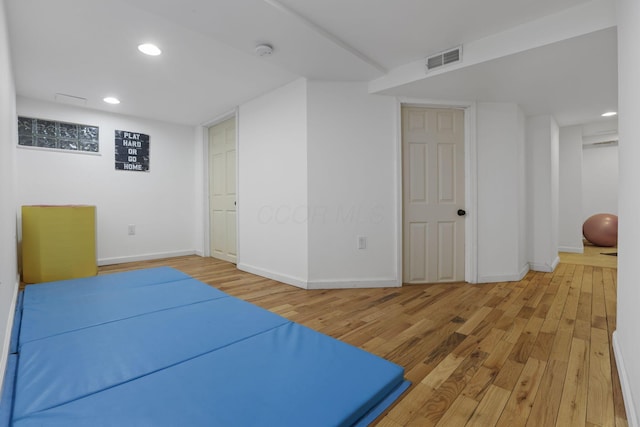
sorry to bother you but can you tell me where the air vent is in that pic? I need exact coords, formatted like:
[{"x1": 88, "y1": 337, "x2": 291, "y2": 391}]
[
  {"x1": 583, "y1": 139, "x2": 619, "y2": 148},
  {"x1": 426, "y1": 46, "x2": 462, "y2": 72},
  {"x1": 54, "y1": 93, "x2": 87, "y2": 107},
  {"x1": 582, "y1": 132, "x2": 618, "y2": 147}
]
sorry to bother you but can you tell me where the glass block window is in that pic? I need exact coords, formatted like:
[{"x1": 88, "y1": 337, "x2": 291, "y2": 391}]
[{"x1": 18, "y1": 116, "x2": 99, "y2": 153}]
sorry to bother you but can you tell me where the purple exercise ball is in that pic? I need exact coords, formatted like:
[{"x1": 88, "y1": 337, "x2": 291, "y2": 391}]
[{"x1": 583, "y1": 213, "x2": 618, "y2": 247}]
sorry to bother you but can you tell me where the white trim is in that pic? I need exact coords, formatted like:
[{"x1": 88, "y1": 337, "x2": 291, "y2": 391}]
[
  {"x1": 98, "y1": 250, "x2": 196, "y2": 266},
  {"x1": 200, "y1": 110, "x2": 237, "y2": 128},
  {"x1": 235, "y1": 109, "x2": 241, "y2": 266},
  {"x1": 396, "y1": 98, "x2": 478, "y2": 284},
  {"x1": 464, "y1": 102, "x2": 478, "y2": 284},
  {"x1": 519, "y1": 263, "x2": 530, "y2": 281},
  {"x1": 200, "y1": 124, "x2": 210, "y2": 257},
  {"x1": 478, "y1": 272, "x2": 527, "y2": 283},
  {"x1": 529, "y1": 256, "x2": 560, "y2": 273},
  {"x1": 613, "y1": 331, "x2": 639, "y2": 427},
  {"x1": 400, "y1": 98, "x2": 474, "y2": 110},
  {"x1": 17, "y1": 145, "x2": 102, "y2": 156},
  {"x1": 201, "y1": 109, "x2": 240, "y2": 261},
  {"x1": 478, "y1": 263, "x2": 528, "y2": 283},
  {"x1": 393, "y1": 98, "x2": 403, "y2": 286},
  {"x1": 237, "y1": 263, "x2": 308, "y2": 289},
  {"x1": 558, "y1": 246, "x2": 584, "y2": 254},
  {"x1": 307, "y1": 278, "x2": 401, "y2": 290},
  {"x1": 0, "y1": 275, "x2": 19, "y2": 403}
]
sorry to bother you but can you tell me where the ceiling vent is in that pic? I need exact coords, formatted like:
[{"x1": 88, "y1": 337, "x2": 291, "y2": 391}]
[
  {"x1": 54, "y1": 93, "x2": 87, "y2": 107},
  {"x1": 426, "y1": 46, "x2": 462, "y2": 72},
  {"x1": 586, "y1": 140, "x2": 618, "y2": 148},
  {"x1": 583, "y1": 131, "x2": 618, "y2": 147}
]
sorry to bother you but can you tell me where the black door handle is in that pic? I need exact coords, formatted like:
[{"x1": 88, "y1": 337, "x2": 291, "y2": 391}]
[{"x1": 457, "y1": 209, "x2": 466, "y2": 216}]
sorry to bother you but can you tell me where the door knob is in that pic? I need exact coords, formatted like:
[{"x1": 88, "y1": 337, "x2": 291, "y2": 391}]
[{"x1": 457, "y1": 209, "x2": 466, "y2": 216}]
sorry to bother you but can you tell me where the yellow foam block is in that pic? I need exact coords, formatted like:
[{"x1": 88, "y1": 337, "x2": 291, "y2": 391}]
[{"x1": 22, "y1": 205, "x2": 97, "y2": 284}]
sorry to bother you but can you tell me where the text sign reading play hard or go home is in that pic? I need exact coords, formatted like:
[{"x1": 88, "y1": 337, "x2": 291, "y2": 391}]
[{"x1": 115, "y1": 130, "x2": 149, "y2": 172}]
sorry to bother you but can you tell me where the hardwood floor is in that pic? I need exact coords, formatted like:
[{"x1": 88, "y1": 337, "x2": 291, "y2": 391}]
[
  {"x1": 100, "y1": 256, "x2": 627, "y2": 427},
  {"x1": 559, "y1": 242, "x2": 617, "y2": 269}
]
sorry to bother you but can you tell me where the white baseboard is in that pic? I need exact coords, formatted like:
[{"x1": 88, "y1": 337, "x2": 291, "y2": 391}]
[
  {"x1": 519, "y1": 263, "x2": 530, "y2": 281},
  {"x1": 558, "y1": 245, "x2": 584, "y2": 254},
  {"x1": 529, "y1": 256, "x2": 560, "y2": 273},
  {"x1": 98, "y1": 250, "x2": 197, "y2": 266},
  {"x1": 307, "y1": 278, "x2": 401, "y2": 290},
  {"x1": 478, "y1": 273, "x2": 525, "y2": 283},
  {"x1": 0, "y1": 275, "x2": 19, "y2": 403},
  {"x1": 236, "y1": 263, "x2": 308, "y2": 289},
  {"x1": 613, "y1": 331, "x2": 639, "y2": 427},
  {"x1": 477, "y1": 264, "x2": 529, "y2": 283},
  {"x1": 237, "y1": 263, "x2": 401, "y2": 290}
]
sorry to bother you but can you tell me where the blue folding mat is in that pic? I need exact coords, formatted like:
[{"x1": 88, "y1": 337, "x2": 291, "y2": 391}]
[{"x1": 3, "y1": 267, "x2": 410, "y2": 426}]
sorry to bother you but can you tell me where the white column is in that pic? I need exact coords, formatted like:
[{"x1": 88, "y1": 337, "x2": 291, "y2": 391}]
[
  {"x1": 476, "y1": 102, "x2": 528, "y2": 282},
  {"x1": 558, "y1": 125, "x2": 584, "y2": 253},
  {"x1": 613, "y1": 1, "x2": 640, "y2": 425},
  {"x1": 526, "y1": 115, "x2": 560, "y2": 272}
]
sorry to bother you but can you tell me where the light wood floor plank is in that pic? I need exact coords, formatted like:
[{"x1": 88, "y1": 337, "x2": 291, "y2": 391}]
[
  {"x1": 588, "y1": 327, "x2": 615, "y2": 427},
  {"x1": 556, "y1": 338, "x2": 590, "y2": 427},
  {"x1": 495, "y1": 357, "x2": 547, "y2": 427},
  {"x1": 526, "y1": 359, "x2": 569, "y2": 427},
  {"x1": 411, "y1": 350, "x2": 488, "y2": 425},
  {"x1": 435, "y1": 395, "x2": 478, "y2": 427},
  {"x1": 465, "y1": 385, "x2": 511, "y2": 427}
]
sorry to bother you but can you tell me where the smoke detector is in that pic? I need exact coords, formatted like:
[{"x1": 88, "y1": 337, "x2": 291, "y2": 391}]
[{"x1": 255, "y1": 44, "x2": 273, "y2": 56}]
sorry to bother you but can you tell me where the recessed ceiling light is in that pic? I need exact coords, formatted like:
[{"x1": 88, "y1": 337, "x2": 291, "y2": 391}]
[
  {"x1": 138, "y1": 43, "x2": 162, "y2": 56},
  {"x1": 602, "y1": 111, "x2": 617, "y2": 117},
  {"x1": 103, "y1": 97, "x2": 120, "y2": 105}
]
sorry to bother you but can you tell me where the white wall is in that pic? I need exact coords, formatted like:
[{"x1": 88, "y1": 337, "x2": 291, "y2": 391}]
[
  {"x1": 237, "y1": 79, "x2": 309, "y2": 287},
  {"x1": 526, "y1": 115, "x2": 560, "y2": 272},
  {"x1": 614, "y1": 1, "x2": 640, "y2": 424},
  {"x1": 476, "y1": 102, "x2": 528, "y2": 282},
  {"x1": 582, "y1": 143, "x2": 618, "y2": 219},
  {"x1": 16, "y1": 97, "x2": 198, "y2": 265},
  {"x1": 0, "y1": 0, "x2": 19, "y2": 398},
  {"x1": 559, "y1": 125, "x2": 585, "y2": 253},
  {"x1": 306, "y1": 82, "x2": 398, "y2": 288}
]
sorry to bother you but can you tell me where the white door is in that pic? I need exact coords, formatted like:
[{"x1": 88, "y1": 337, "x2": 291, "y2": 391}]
[
  {"x1": 403, "y1": 107, "x2": 465, "y2": 283},
  {"x1": 209, "y1": 118, "x2": 237, "y2": 263}
]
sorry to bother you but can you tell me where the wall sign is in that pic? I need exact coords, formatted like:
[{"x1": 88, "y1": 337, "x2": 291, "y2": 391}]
[{"x1": 115, "y1": 130, "x2": 149, "y2": 171}]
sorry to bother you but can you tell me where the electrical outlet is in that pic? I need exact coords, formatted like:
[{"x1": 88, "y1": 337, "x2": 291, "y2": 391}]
[
  {"x1": 128, "y1": 224, "x2": 136, "y2": 236},
  {"x1": 357, "y1": 236, "x2": 367, "y2": 250}
]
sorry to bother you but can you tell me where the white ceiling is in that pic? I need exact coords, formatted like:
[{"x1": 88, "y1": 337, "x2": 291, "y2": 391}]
[
  {"x1": 5, "y1": 0, "x2": 616, "y2": 127},
  {"x1": 381, "y1": 27, "x2": 618, "y2": 126}
]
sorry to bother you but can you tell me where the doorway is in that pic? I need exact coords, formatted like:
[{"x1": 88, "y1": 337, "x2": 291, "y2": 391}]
[
  {"x1": 402, "y1": 106, "x2": 465, "y2": 283},
  {"x1": 208, "y1": 117, "x2": 237, "y2": 263}
]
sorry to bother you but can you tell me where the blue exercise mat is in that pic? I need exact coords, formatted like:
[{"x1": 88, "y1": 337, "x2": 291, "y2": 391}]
[
  {"x1": 19, "y1": 278, "x2": 228, "y2": 347},
  {"x1": 22, "y1": 267, "x2": 189, "y2": 307},
  {"x1": 14, "y1": 297, "x2": 289, "y2": 418},
  {"x1": 11, "y1": 267, "x2": 409, "y2": 426},
  {"x1": 14, "y1": 323, "x2": 405, "y2": 427}
]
